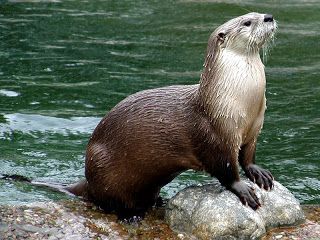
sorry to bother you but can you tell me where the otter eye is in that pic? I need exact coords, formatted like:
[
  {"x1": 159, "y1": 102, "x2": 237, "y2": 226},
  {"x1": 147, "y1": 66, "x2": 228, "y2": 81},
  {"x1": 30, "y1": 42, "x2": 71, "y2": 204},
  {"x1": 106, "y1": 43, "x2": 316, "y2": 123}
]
[
  {"x1": 218, "y1": 32, "x2": 225, "y2": 39},
  {"x1": 243, "y1": 21, "x2": 251, "y2": 27}
]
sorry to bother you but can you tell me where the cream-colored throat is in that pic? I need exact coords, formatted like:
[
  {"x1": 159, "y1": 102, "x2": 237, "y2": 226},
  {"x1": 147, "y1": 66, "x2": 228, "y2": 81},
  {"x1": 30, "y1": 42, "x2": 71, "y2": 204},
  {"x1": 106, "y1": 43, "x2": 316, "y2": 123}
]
[{"x1": 200, "y1": 49, "x2": 266, "y2": 122}]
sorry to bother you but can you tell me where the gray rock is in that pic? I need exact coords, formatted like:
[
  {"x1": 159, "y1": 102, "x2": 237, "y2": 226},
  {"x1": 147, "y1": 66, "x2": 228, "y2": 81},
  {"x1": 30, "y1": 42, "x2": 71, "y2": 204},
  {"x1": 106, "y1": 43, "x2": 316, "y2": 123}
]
[
  {"x1": 165, "y1": 179, "x2": 305, "y2": 240},
  {"x1": 14, "y1": 224, "x2": 58, "y2": 235},
  {"x1": 0, "y1": 223, "x2": 9, "y2": 233}
]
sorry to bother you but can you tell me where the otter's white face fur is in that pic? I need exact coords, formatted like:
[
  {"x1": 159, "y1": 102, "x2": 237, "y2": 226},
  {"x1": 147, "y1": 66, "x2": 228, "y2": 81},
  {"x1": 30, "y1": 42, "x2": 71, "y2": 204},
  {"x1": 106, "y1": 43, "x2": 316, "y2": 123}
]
[{"x1": 216, "y1": 12, "x2": 277, "y2": 54}]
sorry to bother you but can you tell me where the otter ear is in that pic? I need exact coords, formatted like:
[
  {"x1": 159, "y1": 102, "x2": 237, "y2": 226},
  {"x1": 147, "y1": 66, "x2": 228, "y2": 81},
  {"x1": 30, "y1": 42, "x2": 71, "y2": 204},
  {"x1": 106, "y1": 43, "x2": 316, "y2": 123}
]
[{"x1": 217, "y1": 31, "x2": 226, "y2": 42}]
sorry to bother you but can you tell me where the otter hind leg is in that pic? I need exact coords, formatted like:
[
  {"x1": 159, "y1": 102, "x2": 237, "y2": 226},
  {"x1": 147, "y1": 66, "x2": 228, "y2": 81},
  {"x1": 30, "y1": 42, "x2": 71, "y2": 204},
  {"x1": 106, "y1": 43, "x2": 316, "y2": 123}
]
[
  {"x1": 95, "y1": 198, "x2": 149, "y2": 220},
  {"x1": 94, "y1": 186, "x2": 160, "y2": 220}
]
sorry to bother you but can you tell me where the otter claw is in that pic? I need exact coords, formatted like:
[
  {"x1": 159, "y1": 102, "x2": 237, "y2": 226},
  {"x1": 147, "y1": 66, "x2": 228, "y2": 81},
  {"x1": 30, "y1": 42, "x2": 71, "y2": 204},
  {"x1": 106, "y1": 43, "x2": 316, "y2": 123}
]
[
  {"x1": 229, "y1": 181, "x2": 260, "y2": 210},
  {"x1": 244, "y1": 164, "x2": 274, "y2": 191}
]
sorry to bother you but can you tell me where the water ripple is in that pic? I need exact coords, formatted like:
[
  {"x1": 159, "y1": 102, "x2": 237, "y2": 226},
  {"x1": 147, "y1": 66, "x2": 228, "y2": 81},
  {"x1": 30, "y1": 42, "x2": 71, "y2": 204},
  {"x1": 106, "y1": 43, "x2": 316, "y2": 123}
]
[{"x1": 0, "y1": 113, "x2": 100, "y2": 138}]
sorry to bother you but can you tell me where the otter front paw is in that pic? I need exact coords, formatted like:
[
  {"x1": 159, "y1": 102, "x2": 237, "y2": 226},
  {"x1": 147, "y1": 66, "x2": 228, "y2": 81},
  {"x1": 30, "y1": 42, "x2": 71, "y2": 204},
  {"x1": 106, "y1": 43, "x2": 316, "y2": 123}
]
[
  {"x1": 229, "y1": 181, "x2": 261, "y2": 210},
  {"x1": 244, "y1": 164, "x2": 274, "y2": 190}
]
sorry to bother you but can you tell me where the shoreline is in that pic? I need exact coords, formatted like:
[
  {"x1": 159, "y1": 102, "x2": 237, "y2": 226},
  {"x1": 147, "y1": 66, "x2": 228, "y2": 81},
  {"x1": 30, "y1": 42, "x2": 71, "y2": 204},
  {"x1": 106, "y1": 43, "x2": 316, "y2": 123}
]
[{"x1": 0, "y1": 201, "x2": 319, "y2": 239}]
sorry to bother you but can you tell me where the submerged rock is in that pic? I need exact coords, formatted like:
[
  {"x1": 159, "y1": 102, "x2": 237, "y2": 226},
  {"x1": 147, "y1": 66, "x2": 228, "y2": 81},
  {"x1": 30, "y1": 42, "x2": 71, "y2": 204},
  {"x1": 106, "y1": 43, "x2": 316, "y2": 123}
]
[{"x1": 165, "y1": 179, "x2": 305, "y2": 240}]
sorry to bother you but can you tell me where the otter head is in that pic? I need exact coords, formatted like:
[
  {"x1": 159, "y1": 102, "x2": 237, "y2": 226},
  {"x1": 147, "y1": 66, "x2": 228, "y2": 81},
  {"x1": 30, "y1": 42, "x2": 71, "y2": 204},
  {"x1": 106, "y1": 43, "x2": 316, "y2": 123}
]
[
  {"x1": 200, "y1": 13, "x2": 277, "y2": 118},
  {"x1": 211, "y1": 12, "x2": 277, "y2": 55}
]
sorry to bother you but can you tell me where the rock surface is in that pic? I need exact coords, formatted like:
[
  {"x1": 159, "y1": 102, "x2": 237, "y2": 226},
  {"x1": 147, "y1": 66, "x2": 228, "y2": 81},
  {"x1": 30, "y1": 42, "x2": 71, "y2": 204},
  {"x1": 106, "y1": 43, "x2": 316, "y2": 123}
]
[
  {"x1": 165, "y1": 179, "x2": 305, "y2": 240},
  {"x1": 0, "y1": 200, "x2": 178, "y2": 240},
  {"x1": 0, "y1": 200, "x2": 319, "y2": 239}
]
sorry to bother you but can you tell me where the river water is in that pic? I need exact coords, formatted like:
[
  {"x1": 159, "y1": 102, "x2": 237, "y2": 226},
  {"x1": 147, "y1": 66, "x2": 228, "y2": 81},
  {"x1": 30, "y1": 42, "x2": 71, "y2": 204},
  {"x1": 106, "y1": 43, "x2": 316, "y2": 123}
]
[{"x1": 0, "y1": 0, "x2": 319, "y2": 205}]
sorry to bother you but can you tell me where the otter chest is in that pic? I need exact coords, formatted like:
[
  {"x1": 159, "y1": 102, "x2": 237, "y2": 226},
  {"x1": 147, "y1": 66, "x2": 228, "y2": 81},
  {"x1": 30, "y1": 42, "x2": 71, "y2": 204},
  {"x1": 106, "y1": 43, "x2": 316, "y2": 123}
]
[
  {"x1": 223, "y1": 51, "x2": 265, "y2": 103},
  {"x1": 203, "y1": 50, "x2": 266, "y2": 144},
  {"x1": 215, "y1": 51, "x2": 266, "y2": 118}
]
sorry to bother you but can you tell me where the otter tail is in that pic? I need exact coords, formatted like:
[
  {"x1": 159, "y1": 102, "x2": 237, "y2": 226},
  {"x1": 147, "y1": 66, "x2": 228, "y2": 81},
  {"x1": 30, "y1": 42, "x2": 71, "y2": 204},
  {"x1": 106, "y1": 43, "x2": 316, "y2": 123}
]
[{"x1": 0, "y1": 174, "x2": 88, "y2": 199}]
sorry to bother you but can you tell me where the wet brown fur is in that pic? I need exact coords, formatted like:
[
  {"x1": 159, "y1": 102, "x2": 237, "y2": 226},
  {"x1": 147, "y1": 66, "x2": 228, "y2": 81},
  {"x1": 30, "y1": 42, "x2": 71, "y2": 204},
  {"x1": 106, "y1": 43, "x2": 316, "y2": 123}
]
[{"x1": 67, "y1": 13, "x2": 276, "y2": 217}]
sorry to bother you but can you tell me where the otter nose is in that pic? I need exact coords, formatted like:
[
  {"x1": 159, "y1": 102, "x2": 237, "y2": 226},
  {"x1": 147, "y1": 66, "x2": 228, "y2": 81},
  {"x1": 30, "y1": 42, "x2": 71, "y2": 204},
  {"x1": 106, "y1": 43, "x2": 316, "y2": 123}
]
[{"x1": 264, "y1": 14, "x2": 273, "y2": 22}]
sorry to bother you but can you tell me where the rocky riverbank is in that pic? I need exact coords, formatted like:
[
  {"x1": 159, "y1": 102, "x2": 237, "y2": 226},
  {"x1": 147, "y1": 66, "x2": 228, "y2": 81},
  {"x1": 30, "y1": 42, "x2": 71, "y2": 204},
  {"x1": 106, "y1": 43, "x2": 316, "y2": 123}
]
[{"x1": 0, "y1": 200, "x2": 319, "y2": 239}]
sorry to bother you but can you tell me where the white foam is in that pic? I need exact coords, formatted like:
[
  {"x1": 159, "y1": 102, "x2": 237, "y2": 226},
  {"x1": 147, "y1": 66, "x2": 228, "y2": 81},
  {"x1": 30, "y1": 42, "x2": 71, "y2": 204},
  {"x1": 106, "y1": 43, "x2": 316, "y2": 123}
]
[{"x1": 0, "y1": 89, "x2": 20, "y2": 97}]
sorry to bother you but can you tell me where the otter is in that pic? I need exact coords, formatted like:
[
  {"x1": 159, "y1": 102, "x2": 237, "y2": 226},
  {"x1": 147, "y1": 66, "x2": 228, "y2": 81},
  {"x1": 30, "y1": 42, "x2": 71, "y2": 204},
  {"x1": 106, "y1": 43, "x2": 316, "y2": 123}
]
[{"x1": 67, "y1": 12, "x2": 277, "y2": 217}]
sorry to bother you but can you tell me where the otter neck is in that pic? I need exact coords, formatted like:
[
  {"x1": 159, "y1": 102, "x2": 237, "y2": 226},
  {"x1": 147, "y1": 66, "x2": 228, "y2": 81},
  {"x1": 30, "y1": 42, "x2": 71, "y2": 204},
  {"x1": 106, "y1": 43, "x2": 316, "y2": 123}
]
[{"x1": 198, "y1": 48, "x2": 266, "y2": 123}]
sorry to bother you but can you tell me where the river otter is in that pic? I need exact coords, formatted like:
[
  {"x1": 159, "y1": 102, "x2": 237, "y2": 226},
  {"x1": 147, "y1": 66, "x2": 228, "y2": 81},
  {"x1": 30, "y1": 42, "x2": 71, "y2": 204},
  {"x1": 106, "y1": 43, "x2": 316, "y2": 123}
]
[{"x1": 67, "y1": 12, "x2": 277, "y2": 217}]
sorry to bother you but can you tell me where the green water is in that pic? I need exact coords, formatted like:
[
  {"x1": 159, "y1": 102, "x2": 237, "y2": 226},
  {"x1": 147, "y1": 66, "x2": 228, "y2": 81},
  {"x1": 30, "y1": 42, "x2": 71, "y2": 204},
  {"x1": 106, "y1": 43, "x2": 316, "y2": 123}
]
[{"x1": 0, "y1": 0, "x2": 319, "y2": 205}]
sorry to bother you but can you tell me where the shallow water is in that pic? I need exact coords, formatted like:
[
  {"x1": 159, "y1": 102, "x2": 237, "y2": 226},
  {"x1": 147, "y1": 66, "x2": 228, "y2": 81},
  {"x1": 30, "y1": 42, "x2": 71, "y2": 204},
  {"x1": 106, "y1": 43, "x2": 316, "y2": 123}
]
[{"x1": 0, "y1": 0, "x2": 319, "y2": 205}]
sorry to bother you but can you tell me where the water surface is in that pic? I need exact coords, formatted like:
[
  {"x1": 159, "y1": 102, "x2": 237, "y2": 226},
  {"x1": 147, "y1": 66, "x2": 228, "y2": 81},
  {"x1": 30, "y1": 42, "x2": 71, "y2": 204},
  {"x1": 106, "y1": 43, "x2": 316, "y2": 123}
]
[{"x1": 0, "y1": 0, "x2": 319, "y2": 205}]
